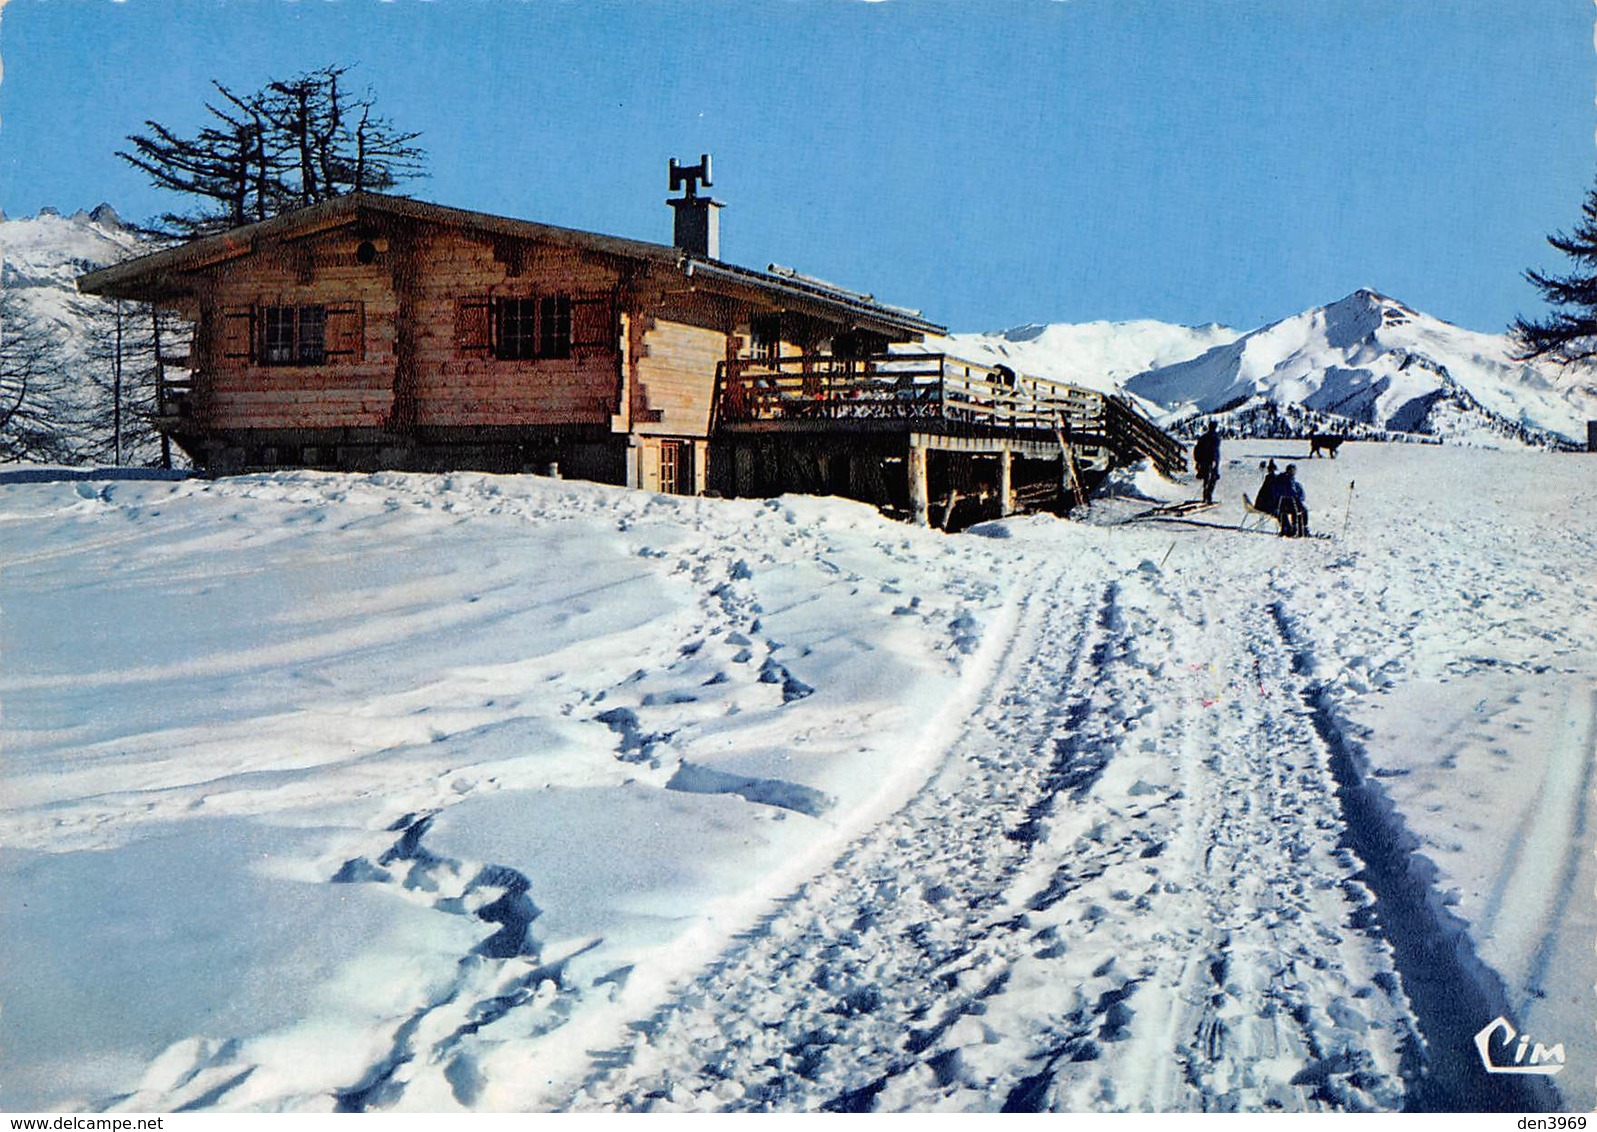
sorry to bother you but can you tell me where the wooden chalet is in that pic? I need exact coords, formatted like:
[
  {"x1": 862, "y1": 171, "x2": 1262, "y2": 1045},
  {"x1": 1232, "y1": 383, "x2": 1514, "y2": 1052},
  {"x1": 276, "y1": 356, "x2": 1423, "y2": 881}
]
[{"x1": 79, "y1": 160, "x2": 1183, "y2": 527}]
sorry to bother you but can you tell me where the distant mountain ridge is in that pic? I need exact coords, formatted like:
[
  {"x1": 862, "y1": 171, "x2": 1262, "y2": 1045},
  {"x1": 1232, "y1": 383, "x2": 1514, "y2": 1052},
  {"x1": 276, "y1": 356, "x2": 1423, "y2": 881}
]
[
  {"x1": 2, "y1": 205, "x2": 145, "y2": 346},
  {"x1": 1123, "y1": 289, "x2": 1597, "y2": 448},
  {"x1": 939, "y1": 290, "x2": 1597, "y2": 450},
  {"x1": 925, "y1": 319, "x2": 1243, "y2": 398}
]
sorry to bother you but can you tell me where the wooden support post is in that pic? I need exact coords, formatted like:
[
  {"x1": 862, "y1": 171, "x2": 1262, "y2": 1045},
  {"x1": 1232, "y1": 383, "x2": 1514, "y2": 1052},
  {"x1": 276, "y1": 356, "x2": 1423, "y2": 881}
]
[
  {"x1": 152, "y1": 306, "x2": 172, "y2": 470},
  {"x1": 1053, "y1": 411, "x2": 1089, "y2": 510},
  {"x1": 908, "y1": 442, "x2": 929, "y2": 527},
  {"x1": 693, "y1": 439, "x2": 709, "y2": 496},
  {"x1": 998, "y1": 447, "x2": 1013, "y2": 517}
]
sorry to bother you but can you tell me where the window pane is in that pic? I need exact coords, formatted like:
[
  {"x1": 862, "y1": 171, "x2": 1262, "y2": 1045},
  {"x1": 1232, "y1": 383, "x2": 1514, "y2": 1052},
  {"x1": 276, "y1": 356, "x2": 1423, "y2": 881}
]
[
  {"x1": 496, "y1": 297, "x2": 538, "y2": 360},
  {"x1": 297, "y1": 305, "x2": 327, "y2": 365},
  {"x1": 540, "y1": 295, "x2": 572, "y2": 359},
  {"x1": 263, "y1": 306, "x2": 296, "y2": 365}
]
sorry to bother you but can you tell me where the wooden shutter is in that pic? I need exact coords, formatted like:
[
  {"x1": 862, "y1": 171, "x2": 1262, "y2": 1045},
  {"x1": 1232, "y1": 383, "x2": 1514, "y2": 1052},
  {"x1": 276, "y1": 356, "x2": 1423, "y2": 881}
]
[
  {"x1": 455, "y1": 296, "x2": 493, "y2": 356},
  {"x1": 324, "y1": 302, "x2": 365, "y2": 361},
  {"x1": 571, "y1": 293, "x2": 616, "y2": 355},
  {"x1": 221, "y1": 305, "x2": 256, "y2": 363}
]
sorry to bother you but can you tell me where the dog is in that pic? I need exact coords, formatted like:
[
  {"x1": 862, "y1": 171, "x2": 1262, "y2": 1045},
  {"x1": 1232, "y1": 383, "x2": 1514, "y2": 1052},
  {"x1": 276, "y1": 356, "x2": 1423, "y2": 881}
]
[{"x1": 1308, "y1": 434, "x2": 1345, "y2": 459}]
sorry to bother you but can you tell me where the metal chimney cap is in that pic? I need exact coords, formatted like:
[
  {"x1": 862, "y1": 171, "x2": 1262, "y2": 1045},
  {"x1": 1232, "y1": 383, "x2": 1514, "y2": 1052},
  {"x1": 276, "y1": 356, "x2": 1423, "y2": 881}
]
[{"x1": 668, "y1": 154, "x2": 713, "y2": 199}]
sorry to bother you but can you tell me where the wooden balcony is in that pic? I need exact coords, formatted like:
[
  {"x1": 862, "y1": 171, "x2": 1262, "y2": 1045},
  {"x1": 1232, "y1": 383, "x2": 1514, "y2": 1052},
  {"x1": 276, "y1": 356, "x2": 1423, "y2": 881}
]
[{"x1": 714, "y1": 352, "x2": 1185, "y2": 476}]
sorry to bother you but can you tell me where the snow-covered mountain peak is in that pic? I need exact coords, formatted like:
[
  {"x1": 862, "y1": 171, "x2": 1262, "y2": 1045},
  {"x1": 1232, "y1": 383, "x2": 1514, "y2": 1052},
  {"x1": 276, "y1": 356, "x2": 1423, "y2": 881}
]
[
  {"x1": 1317, "y1": 288, "x2": 1410, "y2": 345},
  {"x1": 80, "y1": 203, "x2": 125, "y2": 229},
  {"x1": 2, "y1": 205, "x2": 143, "y2": 276},
  {"x1": 912, "y1": 317, "x2": 1243, "y2": 397},
  {"x1": 1126, "y1": 289, "x2": 1597, "y2": 448}
]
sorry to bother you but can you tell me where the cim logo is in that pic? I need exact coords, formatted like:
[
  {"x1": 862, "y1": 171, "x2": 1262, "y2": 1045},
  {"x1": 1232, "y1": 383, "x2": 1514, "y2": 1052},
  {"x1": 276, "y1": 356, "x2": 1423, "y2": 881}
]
[{"x1": 1474, "y1": 1016, "x2": 1566, "y2": 1076}]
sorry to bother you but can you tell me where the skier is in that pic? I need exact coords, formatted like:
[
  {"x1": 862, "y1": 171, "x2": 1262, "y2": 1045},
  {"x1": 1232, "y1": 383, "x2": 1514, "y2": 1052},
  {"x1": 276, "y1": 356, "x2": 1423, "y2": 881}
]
[
  {"x1": 1193, "y1": 423, "x2": 1221, "y2": 505},
  {"x1": 1278, "y1": 464, "x2": 1309, "y2": 537}
]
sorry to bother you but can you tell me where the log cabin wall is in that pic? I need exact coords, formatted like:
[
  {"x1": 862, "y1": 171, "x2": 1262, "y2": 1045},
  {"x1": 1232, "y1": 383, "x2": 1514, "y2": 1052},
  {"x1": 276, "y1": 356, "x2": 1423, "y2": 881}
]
[
  {"x1": 632, "y1": 320, "x2": 725, "y2": 437},
  {"x1": 630, "y1": 290, "x2": 736, "y2": 439},
  {"x1": 199, "y1": 229, "x2": 400, "y2": 432},
  {"x1": 413, "y1": 227, "x2": 623, "y2": 429}
]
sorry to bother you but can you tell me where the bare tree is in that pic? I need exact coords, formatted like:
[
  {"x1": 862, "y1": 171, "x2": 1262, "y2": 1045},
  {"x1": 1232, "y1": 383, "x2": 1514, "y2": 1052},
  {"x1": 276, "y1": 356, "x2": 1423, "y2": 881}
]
[
  {"x1": 0, "y1": 291, "x2": 79, "y2": 464},
  {"x1": 119, "y1": 81, "x2": 281, "y2": 237},
  {"x1": 119, "y1": 65, "x2": 426, "y2": 237},
  {"x1": 75, "y1": 296, "x2": 164, "y2": 466}
]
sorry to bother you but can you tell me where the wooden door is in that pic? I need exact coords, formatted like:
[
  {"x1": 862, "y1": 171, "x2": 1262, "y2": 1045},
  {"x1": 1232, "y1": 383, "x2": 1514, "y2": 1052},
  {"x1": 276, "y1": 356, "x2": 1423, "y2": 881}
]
[{"x1": 659, "y1": 439, "x2": 693, "y2": 495}]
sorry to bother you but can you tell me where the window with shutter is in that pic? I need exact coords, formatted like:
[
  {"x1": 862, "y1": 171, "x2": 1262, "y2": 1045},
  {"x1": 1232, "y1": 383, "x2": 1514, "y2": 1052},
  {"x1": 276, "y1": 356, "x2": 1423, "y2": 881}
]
[
  {"x1": 479, "y1": 295, "x2": 590, "y2": 361},
  {"x1": 260, "y1": 304, "x2": 329, "y2": 367},
  {"x1": 456, "y1": 297, "x2": 493, "y2": 356},
  {"x1": 221, "y1": 305, "x2": 256, "y2": 363},
  {"x1": 324, "y1": 303, "x2": 365, "y2": 361},
  {"x1": 571, "y1": 294, "x2": 615, "y2": 354}
]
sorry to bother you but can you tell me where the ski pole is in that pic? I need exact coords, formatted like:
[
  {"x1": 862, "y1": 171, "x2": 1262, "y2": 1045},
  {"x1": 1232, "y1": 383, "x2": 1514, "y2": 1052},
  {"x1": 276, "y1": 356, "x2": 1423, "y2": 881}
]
[{"x1": 1341, "y1": 480, "x2": 1355, "y2": 539}]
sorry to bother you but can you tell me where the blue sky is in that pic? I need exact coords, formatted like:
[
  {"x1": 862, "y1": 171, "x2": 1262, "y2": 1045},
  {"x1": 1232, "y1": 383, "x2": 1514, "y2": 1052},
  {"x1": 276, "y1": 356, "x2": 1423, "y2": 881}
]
[{"x1": 1, "y1": 0, "x2": 1592, "y2": 334}]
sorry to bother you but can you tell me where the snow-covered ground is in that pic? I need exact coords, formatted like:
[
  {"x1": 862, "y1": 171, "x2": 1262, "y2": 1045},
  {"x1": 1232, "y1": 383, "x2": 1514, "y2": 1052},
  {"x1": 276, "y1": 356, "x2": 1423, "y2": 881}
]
[{"x1": 2, "y1": 442, "x2": 1593, "y2": 1113}]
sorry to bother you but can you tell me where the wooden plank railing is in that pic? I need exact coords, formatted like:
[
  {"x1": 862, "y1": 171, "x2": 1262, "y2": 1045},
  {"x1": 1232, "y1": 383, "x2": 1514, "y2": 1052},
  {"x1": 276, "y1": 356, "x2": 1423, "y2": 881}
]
[
  {"x1": 1104, "y1": 394, "x2": 1187, "y2": 477},
  {"x1": 712, "y1": 352, "x2": 1183, "y2": 477},
  {"x1": 715, "y1": 353, "x2": 1105, "y2": 434},
  {"x1": 715, "y1": 353, "x2": 945, "y2": 428},
  {"x1": 940, "y1": 361, "x2": 1104, "y2": 432}
]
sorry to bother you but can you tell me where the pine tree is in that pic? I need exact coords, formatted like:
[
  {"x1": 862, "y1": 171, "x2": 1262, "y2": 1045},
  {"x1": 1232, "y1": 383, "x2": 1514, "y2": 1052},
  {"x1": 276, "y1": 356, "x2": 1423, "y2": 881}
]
[
  {"x1": 119, "y1": 66, "x2": 425, "y2": 237},
  {"x1": 1513, "y1": 179, "x2": 1597, "y2": 363}
]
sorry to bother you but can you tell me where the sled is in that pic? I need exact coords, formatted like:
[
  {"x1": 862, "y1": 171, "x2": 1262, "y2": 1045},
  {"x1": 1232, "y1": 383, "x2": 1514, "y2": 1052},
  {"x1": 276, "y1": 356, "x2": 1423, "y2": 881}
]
[
  {"x1": 1243, "y1": 492, "x2": 1327, "y2": 539},
  {"x1": 1241, "y1": 491, "x2": 1275, "y2": 532}
]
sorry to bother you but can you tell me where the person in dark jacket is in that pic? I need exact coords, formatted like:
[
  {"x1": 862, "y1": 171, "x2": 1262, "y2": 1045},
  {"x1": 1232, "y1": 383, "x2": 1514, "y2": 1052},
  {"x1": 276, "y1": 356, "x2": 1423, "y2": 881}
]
[
  {"x1": 1254, "y1": 460, "x2": 1282, "y2": 519},
  {"x1": 1277, "y1": 464, "x2": 1309, "y2": 537},
  {"x1": 1193, "y1": 423, "x2": 1221, "y2": 504}
]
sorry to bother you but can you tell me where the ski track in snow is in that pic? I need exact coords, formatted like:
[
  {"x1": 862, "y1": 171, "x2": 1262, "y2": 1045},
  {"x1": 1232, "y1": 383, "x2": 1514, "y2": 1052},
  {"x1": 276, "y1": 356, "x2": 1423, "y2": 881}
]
[
  {"x1": 561, "y1": 562, "x2": 1413, "y2": 1112},
  {"x1": 5, "y1": 442, "x2": 1593, "y2": 1114}
]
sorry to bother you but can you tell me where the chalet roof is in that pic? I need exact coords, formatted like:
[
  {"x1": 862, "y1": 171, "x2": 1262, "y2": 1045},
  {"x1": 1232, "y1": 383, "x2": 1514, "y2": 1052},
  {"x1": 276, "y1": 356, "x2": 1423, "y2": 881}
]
[{"x1": 76, "y1": 191, "x2": 945, "y2": 338}]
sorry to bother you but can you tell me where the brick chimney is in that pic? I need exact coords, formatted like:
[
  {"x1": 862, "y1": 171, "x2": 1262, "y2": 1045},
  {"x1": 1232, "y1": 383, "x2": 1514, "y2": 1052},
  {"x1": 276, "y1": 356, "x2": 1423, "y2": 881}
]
[{"x1": 667, "y1": 154, "x2": 723, "y2": 259}]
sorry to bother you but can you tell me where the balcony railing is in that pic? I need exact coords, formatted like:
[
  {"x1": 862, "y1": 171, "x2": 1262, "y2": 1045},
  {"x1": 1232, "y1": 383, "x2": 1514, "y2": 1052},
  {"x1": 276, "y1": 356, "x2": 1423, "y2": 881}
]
[
  {"x1": 714, "y1": 352, "x2": 1186, "y2": 477},
  {"x1": 715, "y1": 353, "x2": 1103, "y2": 431}
]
